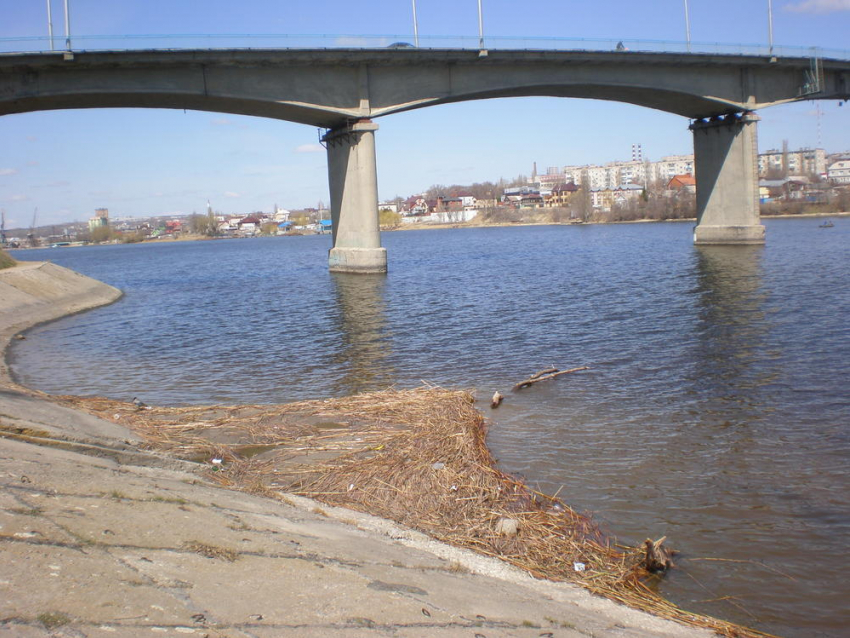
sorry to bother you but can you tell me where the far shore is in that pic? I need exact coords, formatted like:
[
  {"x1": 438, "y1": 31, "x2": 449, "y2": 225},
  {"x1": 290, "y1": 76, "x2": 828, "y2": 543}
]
[{"x1": 10, "y1": 209, "x2": 848, "y2": 251}]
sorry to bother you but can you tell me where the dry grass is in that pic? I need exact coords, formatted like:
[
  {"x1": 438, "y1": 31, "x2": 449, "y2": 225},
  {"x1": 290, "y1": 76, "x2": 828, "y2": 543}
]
[
  {"x1": 183, "y1": 541, "x2": 239, "y2": 562},
  {"x1": 58, "y1": 387, "x2": 776, "y2": 638},
  {"x1": 0, "y1": 249, "x2": 16, "y2": 270}
]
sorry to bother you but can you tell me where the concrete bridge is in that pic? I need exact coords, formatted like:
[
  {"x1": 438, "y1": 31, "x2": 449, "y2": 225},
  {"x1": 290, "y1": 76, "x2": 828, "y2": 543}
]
[{"x1": 2, "y1": 48, "x2": 848, "y2": 272}]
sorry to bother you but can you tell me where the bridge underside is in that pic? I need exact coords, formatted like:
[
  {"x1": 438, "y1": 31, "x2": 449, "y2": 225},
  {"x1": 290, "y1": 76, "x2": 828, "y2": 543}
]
[{"x1": 3, "y1": 49, "x2": 848, "y2": 271}]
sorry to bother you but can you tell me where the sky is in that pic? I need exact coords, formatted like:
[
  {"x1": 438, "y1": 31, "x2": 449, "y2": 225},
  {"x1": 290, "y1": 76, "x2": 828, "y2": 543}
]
[{"x1": 1, "y1": 0, "x2": 849, "y2": 229}]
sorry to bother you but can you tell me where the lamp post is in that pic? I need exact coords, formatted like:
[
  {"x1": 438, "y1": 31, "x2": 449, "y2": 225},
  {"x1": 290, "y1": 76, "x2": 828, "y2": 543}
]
[
  {"x1": 46, "y1": 0, "x2": 55, "y2": 50},
  {"x1": 683, "y1": 0, "x2": 691, "y2": 52},
  {"x1": 63, "y1": 0, "x2": 71, "y2": 50},
  {"x1": 768, "y1": 0, "x2": 774, "y2": 57},
  {"x1": 477, "y1": 0, "x2": 485, "y2": 51},
  {"x1": 411, "y1": 0, "x2": 419, "y2": 47}
]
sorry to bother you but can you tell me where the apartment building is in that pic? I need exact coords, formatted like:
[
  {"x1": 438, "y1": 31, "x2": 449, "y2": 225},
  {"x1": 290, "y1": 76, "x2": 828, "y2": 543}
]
[{"x1": 758, "y1": 148, "x2": 826, "y2": 177}]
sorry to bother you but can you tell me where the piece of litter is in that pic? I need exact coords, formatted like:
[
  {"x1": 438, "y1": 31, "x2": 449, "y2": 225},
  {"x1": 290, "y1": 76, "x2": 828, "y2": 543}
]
[
  {"x1": 495, "y1": 517, "x2": 520, "y2": 537},
  {"x1": 431, "y1": 462, "x2": 445, "y2": 470},
  {"x1": 573, "y1": 562, "x2": 586, "y2": 572},
  {"x1": 211, "y1": 458, "x2": 223, "y2": 465},
  {"x1": 113, "y1": 414, "x2": 121, "y2": 419},
  {"x1": 347, "y1": 483, "x2": 355, "y2": 491}
]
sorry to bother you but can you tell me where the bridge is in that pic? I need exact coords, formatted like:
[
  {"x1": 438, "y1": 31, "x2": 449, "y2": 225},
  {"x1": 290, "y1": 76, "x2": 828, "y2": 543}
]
[{"x1": 2, "y1": 47, "x2": 848, "y2": 272}]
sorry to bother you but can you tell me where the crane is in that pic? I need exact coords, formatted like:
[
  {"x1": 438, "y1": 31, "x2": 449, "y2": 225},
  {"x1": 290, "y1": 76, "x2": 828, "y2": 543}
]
[{"x1": 26, "y1": 208, "x2": 38, "y2": 248}]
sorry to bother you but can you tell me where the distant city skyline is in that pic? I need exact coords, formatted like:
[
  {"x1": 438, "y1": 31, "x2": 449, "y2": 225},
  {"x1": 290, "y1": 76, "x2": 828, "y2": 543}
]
[{"x1": 1, "y1": 0, "x2": 849, "y2": 228}]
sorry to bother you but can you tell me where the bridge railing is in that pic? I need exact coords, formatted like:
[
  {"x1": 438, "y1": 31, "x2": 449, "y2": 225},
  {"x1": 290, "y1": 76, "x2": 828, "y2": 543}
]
[{"x1": 1, "y1": 34, "x2": 848, "y2": 61}]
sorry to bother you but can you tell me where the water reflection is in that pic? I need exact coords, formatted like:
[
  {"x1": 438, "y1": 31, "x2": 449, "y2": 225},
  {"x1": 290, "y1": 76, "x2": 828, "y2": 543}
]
[
  {"x1": 691, "y1": 245, "x2": 779, "y2": 418},
  {"x1": 328, "y1": 272, "x2": 395, "y2": 395}
]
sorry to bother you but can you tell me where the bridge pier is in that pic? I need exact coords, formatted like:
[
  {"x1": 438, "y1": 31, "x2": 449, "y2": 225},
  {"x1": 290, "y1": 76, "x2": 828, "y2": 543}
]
[
  {"x1": 323, "y1": 120, "x2": 387, "y2": 274},
  {"x1": 691, "y1": 113, "x2": 765, "y2": 245}
]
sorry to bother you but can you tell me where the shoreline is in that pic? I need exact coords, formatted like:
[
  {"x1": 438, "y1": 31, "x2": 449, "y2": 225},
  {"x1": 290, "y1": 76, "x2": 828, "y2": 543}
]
[
  {"x1": 0, "y1": 261, "x2": 762, "y2": 637},
  {"x1": 0, "y1": 261, "x2": 124, "y2": 389},
  {"x1": 12, "y1": 210, "x2": 847, "y2": 250},
  {"x1": 390, "y1": 210, "x2": 848, "y2": 232}
]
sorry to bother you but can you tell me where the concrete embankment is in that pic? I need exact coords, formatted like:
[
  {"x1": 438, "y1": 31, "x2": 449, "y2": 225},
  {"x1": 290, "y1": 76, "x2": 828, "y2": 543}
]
[
  {"x1": 0, "y1": 261, "x2": 711, "y2": 637},
  {"x1": 0, "y1": 261, "x2": 122, "y2": 388}
]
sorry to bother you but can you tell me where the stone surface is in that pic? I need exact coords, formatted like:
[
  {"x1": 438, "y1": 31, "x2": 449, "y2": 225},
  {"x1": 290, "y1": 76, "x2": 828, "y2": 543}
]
[{"x1": 0, "y1": 436, "x2": 712, "y2": 637}]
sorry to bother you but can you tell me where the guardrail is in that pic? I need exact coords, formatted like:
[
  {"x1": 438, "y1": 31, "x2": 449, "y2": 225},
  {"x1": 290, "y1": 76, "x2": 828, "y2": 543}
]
[{"x1": 1, "y1": 34, "x2": 848, "y2": 61}]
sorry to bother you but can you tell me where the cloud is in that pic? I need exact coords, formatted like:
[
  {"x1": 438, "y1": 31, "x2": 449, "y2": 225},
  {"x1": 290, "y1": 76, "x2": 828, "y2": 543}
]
[
  {"x1": 295, "y1": 144, "x2": 325, "y2": 153},
  {"x1": 11, "y1": 194, "x2": 29, "y2": 201},
  {"x1": 0, "y1": 168, "x2": 18, "y2": 176},
  {"x1": 224, "y1": 191, "x2": 240, "y2": 198},
  {"x1": 784, "y1": 0, "x2": 850, "y2": 13},
  {"x1": 211, "y1": 117, "x2": 233, "y2": 126},
  {"x1": 26, "y1": 161, "x2": 39, "y2": 167}
]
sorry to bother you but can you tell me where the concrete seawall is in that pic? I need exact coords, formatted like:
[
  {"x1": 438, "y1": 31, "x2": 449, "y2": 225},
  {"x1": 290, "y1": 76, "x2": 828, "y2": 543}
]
[
  {"x1": 0, "y1": 261, "x2": 712, "y2": 637},
  {"x1": 0, "y1": 261, "x2": 123, "y2": 387}
]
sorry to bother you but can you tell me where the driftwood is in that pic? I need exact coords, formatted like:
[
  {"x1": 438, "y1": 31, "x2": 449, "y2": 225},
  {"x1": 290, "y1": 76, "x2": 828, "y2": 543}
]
[
  {"x1": 490, "y1": 391, "x2": 504, "y2": 409},
  {"x1": 643, "y1": 536, "x2": 675, "y2": 573},
  {"x1": 512, "y1": 366, "x2": 589, "y2": 391}
]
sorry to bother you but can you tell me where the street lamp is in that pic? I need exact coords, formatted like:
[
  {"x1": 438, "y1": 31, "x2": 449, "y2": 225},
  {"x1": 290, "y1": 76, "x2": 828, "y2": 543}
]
[
  {"x1": 46, "y1": 0, "x2": 55, "y2": 50},
  {"x1": 768, "y1": 0, "x2": 775, "y2": 57},
  {"x1": 478, "y1": 0, "x2": 485, "y2": 51},
  {"x1": 411, "y1": 0, "x2": 419, "y2": 48},
  {"x1": 63, "y1": 0, "x2": 71, "y2": 50},
  {"x1": 683, "y1": 0, "x2": 691, "y2": 52}
]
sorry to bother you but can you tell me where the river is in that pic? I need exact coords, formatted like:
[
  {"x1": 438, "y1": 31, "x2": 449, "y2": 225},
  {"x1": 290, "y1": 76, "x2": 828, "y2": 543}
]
[{"x1": 8, "y1": 217, "x2": 849, "y2": 637}]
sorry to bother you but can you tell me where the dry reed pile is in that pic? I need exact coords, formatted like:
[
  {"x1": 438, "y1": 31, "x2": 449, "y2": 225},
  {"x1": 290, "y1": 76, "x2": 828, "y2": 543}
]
[{"x1": 58, "y1": 387, "x2": 774, "y2": 638}]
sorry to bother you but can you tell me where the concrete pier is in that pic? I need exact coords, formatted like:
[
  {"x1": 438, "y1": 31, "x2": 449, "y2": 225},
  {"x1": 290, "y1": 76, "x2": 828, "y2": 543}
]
[
  {"x1": 691, "y1": 113, "x2": 765, "y2": 245},
  {"x1": 324, "y1": 120, "x2": 387, "y2": 274}
]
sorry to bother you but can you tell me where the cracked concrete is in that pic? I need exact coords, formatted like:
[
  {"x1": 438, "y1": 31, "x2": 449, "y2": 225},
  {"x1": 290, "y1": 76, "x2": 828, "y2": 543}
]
[
  {"x1": 0, "y1": 261, "x2": 713, "y2": 638},
  {"x1": 0, "y1": 437, "x2": 712, "y2": 638}
]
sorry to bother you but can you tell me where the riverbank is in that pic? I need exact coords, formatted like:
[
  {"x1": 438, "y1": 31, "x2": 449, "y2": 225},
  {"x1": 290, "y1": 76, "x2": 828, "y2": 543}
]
[
  {"x1": 13, "y1": 210, "x2": 847, "y2": 251},
  {"x1": 391, "y1": 210, "x2": 849, "y2": 232},
  {"x1": 0, "y1": 261, "x2": 755, "y2": 637}
]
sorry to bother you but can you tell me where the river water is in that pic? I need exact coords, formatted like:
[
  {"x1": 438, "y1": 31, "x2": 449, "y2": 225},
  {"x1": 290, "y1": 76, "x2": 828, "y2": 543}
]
[{"x1": 8, "y1": 218, "x2": 849, "y2": 637}]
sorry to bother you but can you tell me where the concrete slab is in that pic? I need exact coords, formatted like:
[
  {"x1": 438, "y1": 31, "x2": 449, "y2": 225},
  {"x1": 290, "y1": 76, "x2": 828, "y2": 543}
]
[
  {"x1": 0, "y1": 545, "x2": 190, "y2": 625},
  {"x1": 0, "y1": 387, "x2": 139, "y2": 444},
  {"x1": 0, "y1": 432, "x2": 712, "y2": 638}
]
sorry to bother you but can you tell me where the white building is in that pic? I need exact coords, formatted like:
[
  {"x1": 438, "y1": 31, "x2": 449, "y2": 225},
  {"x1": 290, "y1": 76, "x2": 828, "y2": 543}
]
[
  {"x1": 827, "y1": 160, "x2": 850, "y2": 184},
  {"x1": 545, "y1": 155, "x2": 694, "y2": 191},
  {"x1": 653, "y1": 155, "x2": 695, "y2": 183},
  {"x1": 428, "y1": 210, "x2": 479, "y2": 223},
  {"x1": 759, "y1": 148, "x2": 826, "y2": 177},
  {"x1": 273, "y1": 207, "x2": 291, "y2": 222},
  {"x1": 618, "y1": 160, "x2": 651, "y2": 186}
]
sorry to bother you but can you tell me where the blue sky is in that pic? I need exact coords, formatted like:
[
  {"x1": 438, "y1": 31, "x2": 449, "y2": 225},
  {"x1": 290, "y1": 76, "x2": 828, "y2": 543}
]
[{"x1": 1, "y1": 0, "x2": 849, "y2": 228}]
